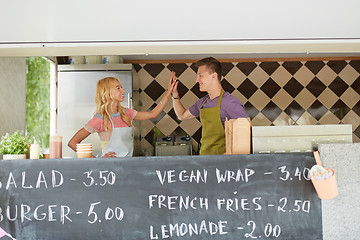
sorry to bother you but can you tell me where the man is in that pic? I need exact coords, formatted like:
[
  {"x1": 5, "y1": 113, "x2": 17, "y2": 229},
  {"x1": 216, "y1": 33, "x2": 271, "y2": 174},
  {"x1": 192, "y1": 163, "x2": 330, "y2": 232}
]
[{"x1": 171, "y1": 57, "x2": 250, "y2": 155}]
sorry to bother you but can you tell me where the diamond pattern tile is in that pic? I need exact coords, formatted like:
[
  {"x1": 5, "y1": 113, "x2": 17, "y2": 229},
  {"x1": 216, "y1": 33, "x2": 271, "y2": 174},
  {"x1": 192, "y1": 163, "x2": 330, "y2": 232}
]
[
  {"x1": 134, "y1": 59, "x2": 360, "y2": 154},
  {"x1": 168, "y1": 108, "x2": 181, "y2": 124},
  {"x1": 327, "y1": 61, "x2": 347, "y2": 74},
  {"x1": 244, "y1": 101, "x2": 259, "y2": 120},
  {"x1": 283, "y1": 77, "x2": 304, "y2": 98},
  {"x1": 178, "y1": 67, "x2": 197, "y2": 89},
  {"x1": 143, "y1": 64, "x2": 165, "y2": 78},
  {"x1": 284, "y1": 100, "x2": 305, "y2": 122},
  {"x1": 306, "y1": 77, "x2": 327, "y2": 98},
  {"x1": 354, "y1": 125, "x2": 360, "y2": 139},
  {"x1": 261, "y1": 101, "x2": 282, "y2": 122},
  {"x1": 236, "y1": 62, "x2": 257, "y2": 76},
  {"x1": 341, "y1": 110, "x2": 360, "y2": 131},
  {"x1": 221, "y1": 78, "x2": 235, "y2": 93},
  {"x1": 167, "y1": 63, "x2": 189, "y2": 77},
  {"x1": 176, "y1": 80, "x2": 189, "y2": 99},
  {"x1": 249, "y1": 89, "x2": 270, "y2": 110},
  {"x1": 338, "y1": 64, "x2": 360, "y2": 85},
  {"x1": 349, "y1": 60, "x2": 360, "y2": 74},
  {"x1": 147, "y1": 103, "x2": 166, "y2": 125},
  {"x1": 316, "y1": 65, "x2": 337, "y2": 86},
  {"x1": 330, "y1": 99, "x2": 351, "y2": 120},
  {"x1": 133, "y1": 64, "x2": 142, "y2": 72},
  {"x1": 179, "y1": 118, "x2": 202, "y2": 136},
  {"x1": 251, "y1": 112, "x2": 272, "y2": 126},
  {"x1": 271, "y1": 66, "x2": 293, "y2": 87},
  {"x1": 308, "y1": 100, "x2": 328, "y2": 121},
  {"x1": 293, "y1": 65, "x2": 315, "y2": 86},
  {"x1": 144, "y1": 126, "x2": 164, "y2": 146},
  {"x1": 328, "y1": 76, "x2": 349, "y2": 97},
  {"x1": 189, "y1": 63, "x2": 198, "y2": 73},
  {"x1": 190, "y1": 84, "x2": 207, "y2": 99},
  {"x1": 156, "y1": 115, "x2": 178, "y2": 136},
  {"x1": 273, "y1": 112, "x2": 295, "y2": 126},
  {"x1": 272, "y1": 89, "x2": 293, "y2": 109},
  {"x1": 221, "y1": 62, "x2": 235, "y2": 76},
  {"x1": 144, "y1": 80, "x2": 165, "y2": 101},
  {"x1": 224, "y1": 67, "x2": 247, "y2": 88},
  {"x1": 260, "y1": 78, "x2": 281, "y2": 98},
  {"x1": 353, "y1": 100, "x2": 360, "y2": 117},
  {"x1": 232, "y1": 90, "x2": 247, "y2": 105},
  {"x1": 248, "y1": 66, "x2": 269, "y2": 88},
  {"x1": 238, "y1": 78, "x2": 258, "y2": 99},
  {"x1": 352, "y1": 76, "x2": 360, "y2": 95},
  {"x1": 172, "y1": 126, "x2": 190, "y2": 137},
  {"x1": 305, "y1": 61, "x2": 325, "y2": 75},
  {"x1": 296, "y1": 111, "x2": 317, "y2": 125},
  {"x1": 317, "y1": 88, "x2": 338, "y2": 109},
  {"x1": 138, "y1": 68, "x2": 156, "y2": 90},
  {"x1": 192, "y1": 127, "x2": 202, "y2": 143},
  {"x1": 295, "y1": 88, "x2": 316, "y2": 109},
  {"x1": 259, "y1": 62, "x2": 280, "y2": 76},
  {"x1": 318, "y1": 111, "x2": 340, "y2": 124},
  {"x1": 282, "y1": 61, "x2": 303, "y2": 75},
  {"x1": 340, "y1": 88, "x2": 359, "y2": 108}
]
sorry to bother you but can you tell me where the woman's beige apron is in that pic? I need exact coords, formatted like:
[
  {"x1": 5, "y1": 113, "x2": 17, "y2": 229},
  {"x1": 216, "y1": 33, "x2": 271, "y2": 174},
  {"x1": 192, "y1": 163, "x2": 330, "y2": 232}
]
[{"x1": 102, "y1": 118, "x2": 133, "y2": 157}]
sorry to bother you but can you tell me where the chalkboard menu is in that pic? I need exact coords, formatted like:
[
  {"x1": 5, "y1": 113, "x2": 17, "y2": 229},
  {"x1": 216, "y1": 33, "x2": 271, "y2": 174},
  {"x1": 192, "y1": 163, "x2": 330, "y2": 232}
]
[{"x1": 0, "y1": 153, "x2": 322, "y2": 239}]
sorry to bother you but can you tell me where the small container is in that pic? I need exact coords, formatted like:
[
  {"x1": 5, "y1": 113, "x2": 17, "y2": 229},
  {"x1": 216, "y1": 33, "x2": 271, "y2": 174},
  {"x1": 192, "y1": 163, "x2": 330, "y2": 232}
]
[
  {"x1": 43, "y1": 148, "x2": 50, "y2": 159},
  {"x1": 50, "y1": 134, "x2": 62, "y2": 159},
  {"x1": 85, "y1": 56, "x2": 102, "y2": 64},
  {"x1": 76, "y1": 143, "x2": 93, "y2": 158},
  {"x1": 69, "y1": 56, "x2": 85, "y2": 64},
  {"x1": 77, "y1": 151, "x2": 93, "y2": 158},
  {"x1": 30, "y1": 140, "x2": 40, "y2": 159},
  {"x1": 102, "y1": 56, "x2": 123, "y2": 64},
  {"x1": 310, "y1": 168, "x2": 338, "y2": 199}
]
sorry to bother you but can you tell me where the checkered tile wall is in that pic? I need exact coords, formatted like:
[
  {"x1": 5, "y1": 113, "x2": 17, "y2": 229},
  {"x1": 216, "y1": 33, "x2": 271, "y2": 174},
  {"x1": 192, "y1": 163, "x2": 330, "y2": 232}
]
[{"x1": 132, "y1": 60, "x2": 360, "y2": 156}]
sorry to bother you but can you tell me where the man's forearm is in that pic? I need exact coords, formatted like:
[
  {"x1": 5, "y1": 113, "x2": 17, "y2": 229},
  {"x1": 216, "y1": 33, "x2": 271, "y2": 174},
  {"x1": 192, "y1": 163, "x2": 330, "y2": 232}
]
[{"x1": 172, "y1": 97, "x2": 187, "y2": 120}]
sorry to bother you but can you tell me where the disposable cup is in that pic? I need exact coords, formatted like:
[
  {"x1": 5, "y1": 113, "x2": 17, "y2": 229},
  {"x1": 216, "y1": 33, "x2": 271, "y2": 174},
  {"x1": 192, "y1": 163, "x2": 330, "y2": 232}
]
[
  {"x1": 76, "y1": 146, "x2": 92, "y2": 151},
  {"x1": 310, "y1": 168, "x2": 338, "y2": 199},
  {"x1": 76, "y1": 143, "x2": 92, "y2": 147},
  {"x1": 77, "y1": 152, "x2": 93, "y2": 158},
  {"x1": 76, "y1": 148, "x2": 92, "y2": 152}
]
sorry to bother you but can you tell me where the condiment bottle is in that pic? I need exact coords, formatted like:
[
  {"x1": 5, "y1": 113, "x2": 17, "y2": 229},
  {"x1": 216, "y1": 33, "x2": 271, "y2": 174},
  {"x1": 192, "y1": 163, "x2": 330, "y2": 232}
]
[
  {"x1": 50, "y1": 133, "x2": 62, "y2": 159},
  {"x1": 30, "y1": 140, "x2": 40, "y2": 159}
]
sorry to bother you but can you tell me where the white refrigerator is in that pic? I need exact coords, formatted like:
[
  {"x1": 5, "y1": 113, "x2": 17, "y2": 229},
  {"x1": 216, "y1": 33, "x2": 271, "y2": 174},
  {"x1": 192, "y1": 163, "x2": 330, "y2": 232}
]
[{"x1": 57, "y1": 64, "x2": 133, "y2": 158}]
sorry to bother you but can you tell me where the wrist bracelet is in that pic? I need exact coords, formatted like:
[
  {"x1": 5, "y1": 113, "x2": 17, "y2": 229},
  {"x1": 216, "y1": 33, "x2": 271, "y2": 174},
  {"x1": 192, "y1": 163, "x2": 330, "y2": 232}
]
[{"x1": 172, "y1": 96, "x2": 179, "y2": 99}]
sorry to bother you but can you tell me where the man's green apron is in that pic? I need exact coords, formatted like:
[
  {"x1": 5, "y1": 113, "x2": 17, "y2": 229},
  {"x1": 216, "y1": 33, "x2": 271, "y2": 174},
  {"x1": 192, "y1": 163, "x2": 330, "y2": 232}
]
[{"x1": 199, "y1": 89, "x2": 226, "y2": 155}]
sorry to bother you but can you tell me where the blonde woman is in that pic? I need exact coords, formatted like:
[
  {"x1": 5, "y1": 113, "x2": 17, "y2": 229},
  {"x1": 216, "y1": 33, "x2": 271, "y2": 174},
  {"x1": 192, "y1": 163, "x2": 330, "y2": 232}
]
[{"x1": 68, "y1": 73, "x2": 175, "y2": 157}]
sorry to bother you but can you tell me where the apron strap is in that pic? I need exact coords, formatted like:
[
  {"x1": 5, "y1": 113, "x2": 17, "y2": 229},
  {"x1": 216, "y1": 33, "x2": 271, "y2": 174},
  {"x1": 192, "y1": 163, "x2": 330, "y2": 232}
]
[
  {"x1": 109, "y1": 116, "x2": 115, "y2": 129},
  {"x1": 200, "y1": 89, "x2": 225, "y2": 109}
]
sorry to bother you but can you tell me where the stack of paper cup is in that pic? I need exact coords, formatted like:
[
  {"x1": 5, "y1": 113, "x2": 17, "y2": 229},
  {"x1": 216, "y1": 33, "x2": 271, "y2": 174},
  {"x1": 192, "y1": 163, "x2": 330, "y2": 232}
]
[{"x1": 76, "y1": 143, "x2": 93, "y2": 158}]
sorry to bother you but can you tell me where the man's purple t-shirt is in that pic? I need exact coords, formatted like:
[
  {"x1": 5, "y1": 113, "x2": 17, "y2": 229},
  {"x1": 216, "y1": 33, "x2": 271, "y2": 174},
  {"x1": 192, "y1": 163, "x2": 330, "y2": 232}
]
[{"x1": 189, "y1": 92, "x2": 248, "y2": 127}]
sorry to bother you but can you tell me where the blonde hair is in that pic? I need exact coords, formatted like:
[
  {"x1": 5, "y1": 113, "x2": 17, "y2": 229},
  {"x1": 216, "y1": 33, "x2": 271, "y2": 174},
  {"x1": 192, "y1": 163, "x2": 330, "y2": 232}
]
[{"x1": 95, "y1": 77, "x2": 132, "y2": 131}]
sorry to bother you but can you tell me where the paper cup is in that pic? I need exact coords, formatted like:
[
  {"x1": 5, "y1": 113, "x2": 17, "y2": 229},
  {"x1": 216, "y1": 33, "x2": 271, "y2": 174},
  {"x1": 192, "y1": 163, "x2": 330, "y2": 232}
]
[
  {"x1": 76, "y1": 147, "x2": 92, "y2": 151},
  {"x1": 76, "y1": 143, "x2": 92, "y2": 146},
  {"x1": 76, "y1": 144, "x2": 92, "y2": 148},
  {"x1": 310, "y1": 168, "x2": 338, "y2": 199},
  {"x1": 77, "y1": 151, "x2": 93, "y2": 158}
]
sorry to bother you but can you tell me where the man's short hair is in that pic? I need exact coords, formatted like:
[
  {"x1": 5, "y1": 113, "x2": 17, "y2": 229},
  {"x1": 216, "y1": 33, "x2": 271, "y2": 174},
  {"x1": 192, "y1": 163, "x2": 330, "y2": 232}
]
[{"x1": 196, "y1": 57, "x2": 222, "y2": 81}]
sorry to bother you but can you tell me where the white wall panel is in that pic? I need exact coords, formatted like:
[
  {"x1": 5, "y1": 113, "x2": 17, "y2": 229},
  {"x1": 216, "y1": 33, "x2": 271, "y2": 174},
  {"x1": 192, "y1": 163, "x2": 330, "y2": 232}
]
[{"x1": 0, "y1": 0, "x2": 359, "y2": 43}]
